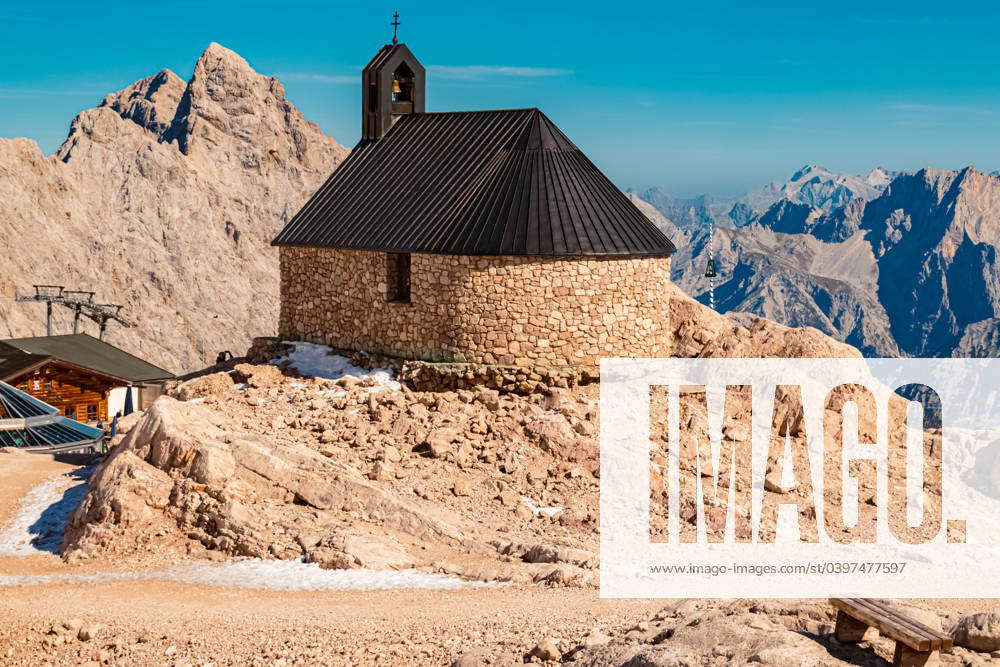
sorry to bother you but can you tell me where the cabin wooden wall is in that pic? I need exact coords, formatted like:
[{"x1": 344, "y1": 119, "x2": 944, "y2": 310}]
[{"x1": 9, "y1": 363, "x2": 114, "y2": 423}]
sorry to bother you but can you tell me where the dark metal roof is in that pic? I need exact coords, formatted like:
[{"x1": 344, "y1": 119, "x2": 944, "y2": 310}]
[
  {"x1": 0, "y1": 342, "x2": 51, "y2": 383},
  {"x1": 0, "y1": 334, "x2": 174, "y2": 383},
  {"x1": 272, "y1": 108, "x2": 675, "y2": 256}
]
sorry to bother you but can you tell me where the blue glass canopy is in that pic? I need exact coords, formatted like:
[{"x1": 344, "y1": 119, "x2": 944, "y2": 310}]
[{"x1": 0, "y1": 380, "x2": 103, "y2": 451}]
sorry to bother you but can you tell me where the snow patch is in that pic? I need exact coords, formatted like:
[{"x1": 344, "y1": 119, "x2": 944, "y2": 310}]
[
  {"x1": 0, "y1": 559, "x2": 498, "y2": 591},
  {"x1": 0, "y1": 468, "x2": 93, "y2": 556},
  {"x1": 1, "y1": 473, "x2": 499, "y2": 591},
  {"x1": 520, "y1": 496, "x2": 564, "y2": 518},
  {"x1": 272, "y1": 341, "x2": 399, "y2": 391}
]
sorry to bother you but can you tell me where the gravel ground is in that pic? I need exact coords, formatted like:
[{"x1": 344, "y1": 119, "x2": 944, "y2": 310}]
[{"x1": 3, "y1": 448, "x2": 998, "y2": 667}]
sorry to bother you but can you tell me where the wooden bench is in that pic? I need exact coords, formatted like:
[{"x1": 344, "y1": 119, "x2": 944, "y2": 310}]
[{"x1": 830, "y1": 598, "x2": 953, "y2": 666}]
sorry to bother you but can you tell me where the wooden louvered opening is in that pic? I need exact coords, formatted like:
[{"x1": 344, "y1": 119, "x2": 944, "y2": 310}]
[{"x1": 387, "y1": 252, "x2": 412, "y2": 304}]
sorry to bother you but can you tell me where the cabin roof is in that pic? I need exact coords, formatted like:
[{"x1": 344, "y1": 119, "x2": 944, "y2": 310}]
[
  {"x1": 0, "y1": 334, "x2": 174, "y2": 384},
  {"x1": 0, "y1": 343, "x2": 50, "y2": 383},
  {"x1": 272, "y1": 108, "x2": 676, "y2": 256}
]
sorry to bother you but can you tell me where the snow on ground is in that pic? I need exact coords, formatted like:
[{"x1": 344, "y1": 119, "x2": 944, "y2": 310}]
[
  {"x1": 1, "y1": 470, "x2": 494, "y2": 591},
  {"x1": 0, "y1": 560, "x2": 498, "y2": 591},
  {"x1": 520, "y1": 497, "x2": 565, "y2": 518},
  {"x1": 0, "y1": 468, "x2": 93, "y2": 556},
  {"x1": 271, "y1": 341, "x2": 400, "y2": 391}
]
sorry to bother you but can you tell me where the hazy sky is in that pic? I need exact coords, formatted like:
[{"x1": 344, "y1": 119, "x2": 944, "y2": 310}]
[{"x1": 2, "y1": 0, "x2": 999, "y2": 196}]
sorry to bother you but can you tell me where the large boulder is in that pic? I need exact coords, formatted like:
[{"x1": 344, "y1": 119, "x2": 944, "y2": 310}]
[
  {"x1": 232, "y1": 362, "x2": 285, "y2": 389},
  {"x1": 63, "y1": 451, "x2": 175, "y2": 558},
  {"x1": 952, "y1": 612, "x2": 1000, "y2": 652},
  {"x1": 166, "y1": 372, "x2": 235, "y2": 401},
  {"x1": 64, "y1": 396, "x2": 476, "y2": 562}
]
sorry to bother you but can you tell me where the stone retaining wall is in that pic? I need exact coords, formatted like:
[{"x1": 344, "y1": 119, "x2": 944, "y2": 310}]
[{"x1": 279, "y1": 247, "x2": 673, "y2": 367}]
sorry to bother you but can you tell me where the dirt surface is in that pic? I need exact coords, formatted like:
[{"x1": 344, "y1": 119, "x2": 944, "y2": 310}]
[
  {"x1": 0, "y1": 449, "x2": 667, "y2": 667},
  {"x1": 3, "y1": 450, "x2": 1000, "y2": 666},
  {"x1": 0, "y1": 450, "x2": 85, "y2": 576},
  {"x1": 0, "y1": 580, "x2": 664, "y2": 666},
  {"x1": 0, "y1": 451, "x2": 77, "y2": 524}
]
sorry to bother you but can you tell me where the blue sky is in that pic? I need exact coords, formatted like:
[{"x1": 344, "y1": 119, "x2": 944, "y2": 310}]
[{"x1": 2, "y1": 0, "x2": 999, "y2": 196}]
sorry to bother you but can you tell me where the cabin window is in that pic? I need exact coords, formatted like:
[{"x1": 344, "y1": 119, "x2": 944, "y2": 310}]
[
  {"x1": 87, "y1": 404, "x2": 98, "y2": 421},
  {"x1": 387, "y1": 252, "x2": 411, "y2": 304}
]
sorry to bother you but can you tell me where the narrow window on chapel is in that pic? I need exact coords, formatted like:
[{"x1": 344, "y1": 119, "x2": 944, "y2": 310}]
[{"x1": 387, "y1": 252, "x2": 411, "y2": 304}]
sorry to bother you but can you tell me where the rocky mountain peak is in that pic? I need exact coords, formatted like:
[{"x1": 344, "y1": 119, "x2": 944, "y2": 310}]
[
  {"x1": 1, "y1": 45, "x2": 349, "y2": 372},
  {"x1": 756, "y1": 199, "x2": 819, "y2": 235},
  {"x1": 99, "y1": 68, "x2": 185, "y2": 136},
  {"x1": 674, "y1": 165, "x2": 1000, "y2": 359},
  {"x1": 197, "y1": 41, "x2": 253, "y2": 71},
  {"x1": 186, "y1": 42, "x2": 271, "y2": 105},
  {"x1": 788, "y1": 164, "x2": 827, "y2": 182},
  {"x1": 163, "y1": 42, "x2": 317, "y2": 163},
  {"x1": 865, "y1": 167, "x2": 892, "y2": 188}
]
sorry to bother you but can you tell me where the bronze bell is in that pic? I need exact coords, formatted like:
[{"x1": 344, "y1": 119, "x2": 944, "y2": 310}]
[{"x1": 391, "y1": 77, "x2": 402, "y2": 94}]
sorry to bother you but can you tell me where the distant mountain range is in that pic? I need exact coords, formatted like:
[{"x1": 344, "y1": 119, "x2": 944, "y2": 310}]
[
  {"x1": 642, "y1": 166, "x2": 1000, "y2": 357},
  {"x1": 637, "y1": 164, "x2": 896, "y2": 232}
]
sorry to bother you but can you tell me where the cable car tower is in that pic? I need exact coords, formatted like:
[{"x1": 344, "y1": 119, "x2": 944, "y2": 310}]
[
  {"x1": 15, "y1": 285, "x2": 135, "y2": 339},
  {"x1": 704, "y1": 217, "x2": 718, "y2": 310}
]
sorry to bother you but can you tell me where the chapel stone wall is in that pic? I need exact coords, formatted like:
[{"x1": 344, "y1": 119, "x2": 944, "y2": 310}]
[{"x1": 279, "y1": 247, "x2": 673, "y2": 367}]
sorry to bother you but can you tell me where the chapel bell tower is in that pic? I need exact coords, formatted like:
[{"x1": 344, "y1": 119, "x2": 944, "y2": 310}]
[{"x1": 362, "y1": 13, "x2": 426, "y2": 140}]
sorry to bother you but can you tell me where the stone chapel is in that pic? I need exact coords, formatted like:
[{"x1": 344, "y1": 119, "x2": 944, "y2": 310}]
[{"x1": 272, "y1": 39, "x2": 676, "y2": 368}]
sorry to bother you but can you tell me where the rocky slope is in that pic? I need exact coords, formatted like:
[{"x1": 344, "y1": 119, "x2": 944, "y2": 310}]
[
  {"x1": 0, "y1": 43, "x2": 348, "y2": 373},
  {"x1": 62, "y1": 288, "x2": 858, "y2": 578},
  {"x1": 664, "y1": 167, "x2": 1000, "y2": 357},
  {"x1": 673, "y1": 223, "x2": 900, "y2": 356}
]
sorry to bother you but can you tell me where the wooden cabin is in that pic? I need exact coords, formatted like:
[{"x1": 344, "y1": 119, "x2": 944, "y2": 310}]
[{"x1": 0, "y1": 334, "x2": 173, "y2": 424}]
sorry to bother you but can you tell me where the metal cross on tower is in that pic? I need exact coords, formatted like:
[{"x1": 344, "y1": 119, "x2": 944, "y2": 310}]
[{"x1": 391, "y1": 11, "x2": 400, "y2": 45}]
